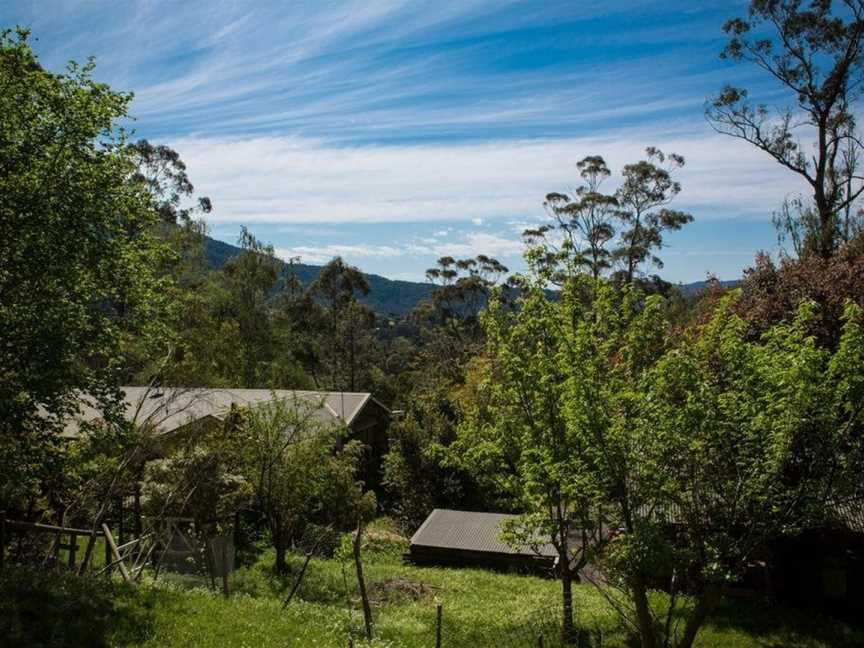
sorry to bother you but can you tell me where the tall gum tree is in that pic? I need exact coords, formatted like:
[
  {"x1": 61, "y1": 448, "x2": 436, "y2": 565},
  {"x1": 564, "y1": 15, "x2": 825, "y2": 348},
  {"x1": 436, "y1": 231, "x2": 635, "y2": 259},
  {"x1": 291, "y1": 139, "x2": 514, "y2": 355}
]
[{"x1": 707, "y1": 0, "x2": 864, "y2": 258}]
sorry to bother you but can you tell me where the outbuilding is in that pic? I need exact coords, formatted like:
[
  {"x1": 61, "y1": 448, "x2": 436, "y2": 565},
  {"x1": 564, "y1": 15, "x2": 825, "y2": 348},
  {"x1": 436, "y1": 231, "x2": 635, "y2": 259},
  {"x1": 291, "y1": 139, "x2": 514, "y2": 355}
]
[{"x1": 408, "y1": 508, "x2": 557, "y2": 574}]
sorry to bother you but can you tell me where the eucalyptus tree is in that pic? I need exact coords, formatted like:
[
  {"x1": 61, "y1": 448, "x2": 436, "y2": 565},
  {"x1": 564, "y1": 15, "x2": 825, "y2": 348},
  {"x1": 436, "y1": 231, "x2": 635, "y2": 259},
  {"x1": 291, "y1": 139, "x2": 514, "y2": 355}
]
[
  {"x1": 526, "y1": 156, "x2": 618, "y2": 283},
  {"x1": 127, "y1": 139, "x2": 212, "y2": 227},
  {"x1": 218, "y1": 227, "x2": 283, "y2": 387},
  {"x1": 613, "y1": 148, "x2": 693, "y2": 285},
  {"x1": 531, "y1": 149, "x2": 692, "y2": 288},
  {"x1": 707, "y1": 0, "x2": 864, "y2": 258}
]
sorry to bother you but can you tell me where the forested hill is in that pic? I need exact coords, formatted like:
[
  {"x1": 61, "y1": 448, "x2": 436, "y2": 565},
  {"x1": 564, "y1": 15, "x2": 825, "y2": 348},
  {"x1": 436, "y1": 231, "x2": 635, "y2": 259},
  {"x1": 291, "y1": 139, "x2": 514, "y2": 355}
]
[
  {"x1": 204, "y1": 236, "x2": 436, "y2": 317},
  {"x1": 205, "y1": 236, "x2": 738, "y2": 316}
]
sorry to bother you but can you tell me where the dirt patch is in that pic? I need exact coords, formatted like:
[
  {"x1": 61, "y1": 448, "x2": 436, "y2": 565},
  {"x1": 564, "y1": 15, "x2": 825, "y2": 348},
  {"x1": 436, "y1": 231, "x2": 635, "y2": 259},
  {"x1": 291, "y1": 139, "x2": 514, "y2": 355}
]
[{"x1": 368, "y1": 578, "x2": 439, "y2": 605}]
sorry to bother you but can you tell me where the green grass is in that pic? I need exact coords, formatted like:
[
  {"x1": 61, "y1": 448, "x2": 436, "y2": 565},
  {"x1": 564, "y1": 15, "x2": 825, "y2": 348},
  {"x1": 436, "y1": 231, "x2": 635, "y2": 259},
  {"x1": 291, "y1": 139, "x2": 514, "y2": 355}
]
[
  {"x1": 139, "y1": 520, "x2": 863, "y2": 648},
  {"x1": 3, "y1": 521, "x2": 862, "y2": 647}
]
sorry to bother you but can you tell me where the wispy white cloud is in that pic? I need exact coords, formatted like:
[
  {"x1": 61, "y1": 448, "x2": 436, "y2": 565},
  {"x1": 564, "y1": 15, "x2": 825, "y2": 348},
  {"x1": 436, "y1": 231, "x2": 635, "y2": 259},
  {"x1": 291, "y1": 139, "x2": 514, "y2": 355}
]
[
  {"x1": 173, "y1": 128, "x2": 807, "y2": 226},
  {"x1": 6, "y1": 1, "x2": 761, "y2": 143},
  {"x1": 275, "y1": 243, "x2": 404, "y2": 265},
  {"x1": 408, "y1": 232, "x2": 526, "y2": 259}
]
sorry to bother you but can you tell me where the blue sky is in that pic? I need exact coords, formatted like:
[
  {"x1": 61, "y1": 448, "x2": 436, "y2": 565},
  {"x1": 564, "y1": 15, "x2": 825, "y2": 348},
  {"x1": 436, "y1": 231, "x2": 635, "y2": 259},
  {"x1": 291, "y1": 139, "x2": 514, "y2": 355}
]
[{"x1": 4, "y1": 1, "x2": 810, "y2": 282}]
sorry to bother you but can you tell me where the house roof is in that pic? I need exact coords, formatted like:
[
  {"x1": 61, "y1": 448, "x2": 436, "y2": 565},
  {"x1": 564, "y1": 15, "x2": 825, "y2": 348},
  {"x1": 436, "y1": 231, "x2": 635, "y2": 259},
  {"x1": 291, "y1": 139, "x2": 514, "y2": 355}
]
[
  {"x1": 410, "y1": 509, "x2": 557, "y2": 558},
  {"x1": 62, "y1": 386, "x2": 387, "y2": 438}
]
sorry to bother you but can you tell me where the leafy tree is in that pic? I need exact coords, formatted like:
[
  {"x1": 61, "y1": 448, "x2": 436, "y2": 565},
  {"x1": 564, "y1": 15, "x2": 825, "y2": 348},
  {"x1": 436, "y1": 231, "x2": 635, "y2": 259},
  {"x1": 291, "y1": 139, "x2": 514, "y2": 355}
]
[
  {"x1": 218, "y1": 227, "x2": 283, "y2": 387},
  {"x1": 707, "y1": 0, "x2": 864, "y2": 258},
  {"x1": 414, "y1": 255, "x2": 509, "y2": 386},
  {"x1": 238, "y1": 395, "x2": 365, "y2": 574},
  {"x1": 311, "y1": 257, "x2": 377, "y2": 391},
  {"x1": 382, "y1": 413, "x2": 471, "y2": 528},
  {"x1": 460, "y1": 245, "x2": 864, "y2": 648},
  {"x1": 733, "y1": 238, "x2": 864, "y2": 346},
  {"x1": 0, "y1": 28, "x2": 174, "y2": 509},
  {"x1": 608, "y1": 295, "x2": 864, "y2": 648},
  {"x1": 141, "y1": 414, "x2": 252, "y2": 549},
  {"x1": 127, "y1": 139, "x2": 212, "y2": 227},
  {"x1": 124, "y1": 141, "x2": 215, "y2": 385},
  {"x1": 455, "y1": 277, "x2": 645, "y2": 643},
  {"x1": 381, "y1": 256, "x2": 510, "y2": 526}
]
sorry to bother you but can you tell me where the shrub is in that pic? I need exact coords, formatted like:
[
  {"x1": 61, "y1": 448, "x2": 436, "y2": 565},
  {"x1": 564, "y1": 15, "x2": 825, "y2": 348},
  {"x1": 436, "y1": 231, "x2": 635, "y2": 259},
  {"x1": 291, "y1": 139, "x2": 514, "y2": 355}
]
[{"x1": 0, "y1": 566, "x2": 157, "y2": 647}]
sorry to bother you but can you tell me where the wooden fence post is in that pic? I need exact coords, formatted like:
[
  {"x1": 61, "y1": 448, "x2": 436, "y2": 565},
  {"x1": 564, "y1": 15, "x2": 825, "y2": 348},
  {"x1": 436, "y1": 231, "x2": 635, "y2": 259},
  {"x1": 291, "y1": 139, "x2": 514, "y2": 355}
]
[
  {"x1": 221, "y1": 538, "x2": 230, "y2": 598},
  {"x1": 104, "y1": 532, "x2": 113, "y2": 574},
  {"x1": 102, "y1": 523, "x2": 131, "y2": 582},
  {"x1": 435, "y1": 602, "x2": 442, "y2": 648}
]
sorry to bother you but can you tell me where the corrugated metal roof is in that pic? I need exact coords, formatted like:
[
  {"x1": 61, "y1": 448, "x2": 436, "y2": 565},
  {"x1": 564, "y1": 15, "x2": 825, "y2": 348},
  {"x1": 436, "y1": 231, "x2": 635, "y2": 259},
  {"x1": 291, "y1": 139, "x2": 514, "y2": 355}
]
[
  {"x1": 63, "y1": 387, "x2": 383, "y2": 438},
  {"x1": 827, "y1": 499, "x2": 864, "y2": 534},
  {"x1": 410, "y1": 509, "x2": 557, "y2": 558},
  {"x1": 636, "y1": 500, "x2": 864, "y2": 535}
]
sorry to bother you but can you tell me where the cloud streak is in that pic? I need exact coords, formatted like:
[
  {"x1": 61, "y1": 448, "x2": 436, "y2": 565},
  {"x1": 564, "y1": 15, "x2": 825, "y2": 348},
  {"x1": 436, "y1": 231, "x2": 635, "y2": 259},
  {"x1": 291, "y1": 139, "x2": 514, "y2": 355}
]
[{"x1": 174, "y1": 129, "x2": 807, "y2": 227}]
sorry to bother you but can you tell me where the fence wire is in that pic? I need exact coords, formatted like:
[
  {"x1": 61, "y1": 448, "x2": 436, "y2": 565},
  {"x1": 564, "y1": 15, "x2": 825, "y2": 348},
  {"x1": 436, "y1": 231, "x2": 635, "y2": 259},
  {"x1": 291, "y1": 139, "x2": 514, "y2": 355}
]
[{"x1": 340, "y1": 600, "x2": 608, "y2": 648}]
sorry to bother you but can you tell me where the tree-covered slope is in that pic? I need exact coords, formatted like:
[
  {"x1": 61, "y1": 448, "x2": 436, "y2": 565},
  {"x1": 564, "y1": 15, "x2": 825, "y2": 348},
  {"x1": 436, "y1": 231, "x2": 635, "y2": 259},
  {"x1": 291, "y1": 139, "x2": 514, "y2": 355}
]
[
  {"x1": 205, "y1": 236, "x2": 738, "y2": 316},
  {"x1": 205, "y1": 236, "x2": 436, "y2": 317}
]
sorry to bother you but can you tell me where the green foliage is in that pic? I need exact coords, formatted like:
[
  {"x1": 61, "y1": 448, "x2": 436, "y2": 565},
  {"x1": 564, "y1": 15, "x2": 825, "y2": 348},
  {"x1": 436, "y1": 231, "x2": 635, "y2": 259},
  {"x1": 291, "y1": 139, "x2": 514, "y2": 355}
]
[
  {"x1": 141, "y1": 422, "x2": 252, "y2": 531},
  {"x1": 15, "y1": 550, "x2": 852, "y2": 648},
  {"x1": 237, "y1": 394, "x2": 368, "y2": 573},
  {"x1": 0, "y1": 28, "x2": 176, "y2": 509},
  {"x1": 458, "y1": 263, "x2": 864, "y2": 647},
  {"x1": 527, "y1": 148, "x2": 692, "y2": 286},
  {"x1": 0, "y1": 567, "x2": 158, "y2": 648}
]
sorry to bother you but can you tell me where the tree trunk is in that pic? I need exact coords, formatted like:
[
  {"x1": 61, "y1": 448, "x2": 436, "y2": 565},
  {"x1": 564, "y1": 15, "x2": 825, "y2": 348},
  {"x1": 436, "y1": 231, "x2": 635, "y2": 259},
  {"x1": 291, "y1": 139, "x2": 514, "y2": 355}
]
[
  {"x1": 133, "y1": 483, "x2": 142, "y2": 539},
  {"x1": 632, "y1": 576, "x2": 657, "y2": 648},
  {"x1": 561, "y1": 569, "x2": 575, "y2": 644},
  {"x1": 274, "y1": 521, "x2": 287, "y2": 575},
  {"x1": 676, "y1": 585, "x2": 718, "y2": 648}
]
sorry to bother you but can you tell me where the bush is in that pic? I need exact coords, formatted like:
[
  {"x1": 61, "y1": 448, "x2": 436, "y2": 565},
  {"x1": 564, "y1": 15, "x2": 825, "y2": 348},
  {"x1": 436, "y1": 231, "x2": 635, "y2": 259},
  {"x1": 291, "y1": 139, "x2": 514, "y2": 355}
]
[{"x1": 0, "y1": 566, "x2": 157, "y2": 648}]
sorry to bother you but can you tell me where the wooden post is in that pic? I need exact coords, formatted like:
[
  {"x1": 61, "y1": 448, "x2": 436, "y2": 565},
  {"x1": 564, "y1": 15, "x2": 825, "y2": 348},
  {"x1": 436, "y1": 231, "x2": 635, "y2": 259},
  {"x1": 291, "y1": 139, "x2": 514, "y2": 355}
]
[
  {"x1": 79, "y1": 526, "x2": 99, "y2": 576},
  {"x1": 104, "y1": 532, "x2": 113, "y2": 574},
  {"x1": 1, "y1": 512, "x2": 6, "y2": 572},
  {"x1": 352, "y1": 518, "x2": 373, "y2": 640},
  {"x1": 221, "y1": 538, "x2": 230, "y2": 598},
  {"x1": 435, "y1": 602, "x2": 442, "y2": 648},
  {"x1": 102, "y1": 523, "x2": 131, "y2": 582},
  {"x1": 51, "y1": 511, "x2": 63, "y2": 568},
  {"x1": 283, "y1": 552, "x2": 312, "y2": 608}
]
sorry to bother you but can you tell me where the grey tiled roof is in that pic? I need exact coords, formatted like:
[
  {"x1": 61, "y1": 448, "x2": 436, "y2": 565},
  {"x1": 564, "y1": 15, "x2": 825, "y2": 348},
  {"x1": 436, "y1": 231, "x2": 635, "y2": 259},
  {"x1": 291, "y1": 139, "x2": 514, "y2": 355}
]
[
  {"x1": 410, "y1": 509, "x2": 557, "y2": 557},
  {"x1": 63, "y1": 386, "x2": 384, "y2": 438}
]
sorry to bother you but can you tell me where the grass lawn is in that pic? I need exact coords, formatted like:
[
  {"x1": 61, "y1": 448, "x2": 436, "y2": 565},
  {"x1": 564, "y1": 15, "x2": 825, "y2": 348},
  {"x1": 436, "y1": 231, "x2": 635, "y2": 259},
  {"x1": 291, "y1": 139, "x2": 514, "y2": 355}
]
[
  {"x1": 136, "y1": 521, "x2": 862, "y2": 648},
  {"x1": 3, "y1": 520, "x2": 862, "y2": 647}
]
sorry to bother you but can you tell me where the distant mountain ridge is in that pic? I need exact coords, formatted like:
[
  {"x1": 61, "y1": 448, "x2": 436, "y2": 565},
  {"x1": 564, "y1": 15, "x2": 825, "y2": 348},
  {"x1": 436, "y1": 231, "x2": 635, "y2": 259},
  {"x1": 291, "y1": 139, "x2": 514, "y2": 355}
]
[
  {"x1": 205, "y1": 236, "x2": 436, "y2": 317},
  {"x1": 204, "y1": 236, "x2": 738, "y2": 316}
]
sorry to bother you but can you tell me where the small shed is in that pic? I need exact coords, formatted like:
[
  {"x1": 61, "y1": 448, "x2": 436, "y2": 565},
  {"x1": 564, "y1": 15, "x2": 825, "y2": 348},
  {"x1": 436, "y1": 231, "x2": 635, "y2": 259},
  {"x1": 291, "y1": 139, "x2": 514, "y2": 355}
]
[{"x1": 408, "y1": 509, "x2": 557, "y2": 573}]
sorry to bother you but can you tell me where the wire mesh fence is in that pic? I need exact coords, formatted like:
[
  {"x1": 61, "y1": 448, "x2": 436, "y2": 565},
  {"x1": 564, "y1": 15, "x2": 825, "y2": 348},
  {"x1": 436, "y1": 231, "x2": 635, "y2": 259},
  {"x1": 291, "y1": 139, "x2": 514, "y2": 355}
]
[
  {"x1": 435, "y1": 601, "x2": 606, "y2": 648},
  {"x1": 339, "y1": 600, "x2": 609, "y2": 648}
]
